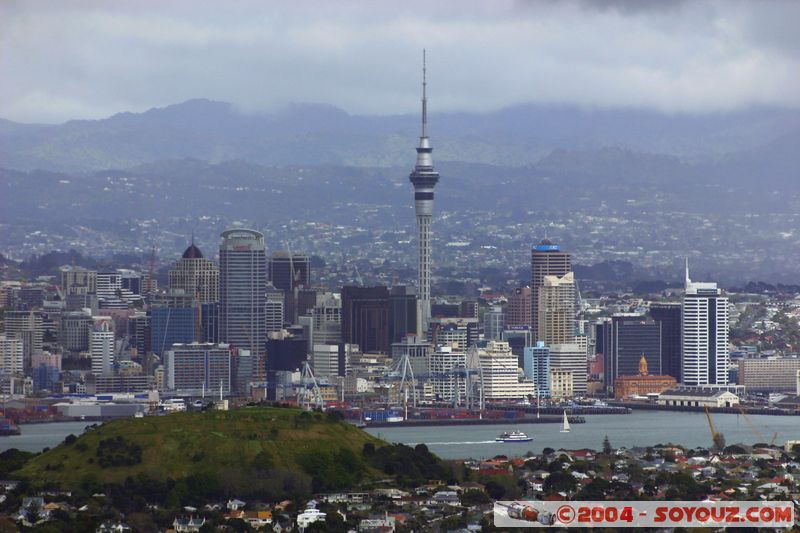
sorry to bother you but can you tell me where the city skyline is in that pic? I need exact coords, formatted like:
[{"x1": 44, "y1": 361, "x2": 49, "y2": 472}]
[{"x1": 2, "y1": 3, "x2": 799, "y2": 530}]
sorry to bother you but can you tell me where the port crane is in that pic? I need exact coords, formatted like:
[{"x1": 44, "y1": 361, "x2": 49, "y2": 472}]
[
  {"x1": 297, "y1": 361, "x2": 323, "y2": 410},
  {"x1": 705, "y1": 407, "x2": 726, "y2": 451},
  {"x1": 736, "y1": 405, "x2": 778, "y2": 446}
]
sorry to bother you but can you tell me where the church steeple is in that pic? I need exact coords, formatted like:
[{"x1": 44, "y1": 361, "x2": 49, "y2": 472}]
[{"x1": 639, "y1": 355, "x2": 649, "y2": 376}]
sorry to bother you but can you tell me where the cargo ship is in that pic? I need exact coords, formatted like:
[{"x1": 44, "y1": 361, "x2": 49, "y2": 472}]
[{"x1": 0, "y1": 418, "x2": 21, "y2": 436}]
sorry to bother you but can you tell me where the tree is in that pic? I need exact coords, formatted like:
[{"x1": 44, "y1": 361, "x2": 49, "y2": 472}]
[
  {"x1": 602, "y1": 435, "x2": 613, "y2": 455},
  {"x1": 544, "y1": 471, "x2": 577, "y2": 495},
  {"x1": 25, "y1": 500, "x2": 41, "y2": 525}
]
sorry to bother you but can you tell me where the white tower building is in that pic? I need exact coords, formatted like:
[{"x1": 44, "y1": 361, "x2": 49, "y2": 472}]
[
  {"x1": 682, "y1": 260, "x2": 729, "y2": 386},
  {"x1": 90, "y1": 316, "x2": 115, "y2": 376},
  {"x1": 409, "y1": 51, "x2": 440, "y2": 331}
]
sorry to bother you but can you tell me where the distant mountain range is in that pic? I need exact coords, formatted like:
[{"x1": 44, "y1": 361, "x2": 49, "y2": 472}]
[{"x1": 1, "y1": 99, "x2": 799, "y2": 172}]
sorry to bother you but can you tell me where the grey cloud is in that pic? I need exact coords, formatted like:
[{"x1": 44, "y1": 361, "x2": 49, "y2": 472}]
[{"x1": 0, "y1": 0, "x2": 798, "y2": 123}]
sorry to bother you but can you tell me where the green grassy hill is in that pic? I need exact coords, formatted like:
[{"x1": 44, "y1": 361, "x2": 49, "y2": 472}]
[{"x1": 17, "y1": 407, "x2": 383, "y2": 490}]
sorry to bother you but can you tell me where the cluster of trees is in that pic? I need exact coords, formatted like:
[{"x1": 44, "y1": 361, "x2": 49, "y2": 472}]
[
  {"x1": 94, "y1": 436, "x2": 142, "y2": 468},
  {"x1": 362, "y1": 443, "x2": 453, "y2": 488}
]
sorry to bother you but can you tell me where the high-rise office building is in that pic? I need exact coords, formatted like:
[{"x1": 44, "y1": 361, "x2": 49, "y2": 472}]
[
  {"x1": 119, "y1": 269, "x2": 144, "y2": 297},
  {"x1": 341, "y1": 286, "x2": 389, "y2": 354},
  {"x1": 507, "y1": 287, "x2": 532, "y2": 328},
  {"x1": 601, "y1": 314, "x2": 662, "y2": 391},
  {"x1": 389, "y1": 286, "x2": 418, "y2": 344},
  {"x1": 479, "y1": 340, "x2": 534, "y2": 400},
  {"x1": 483, "y1": 307, "x2": 505, "y2": 341},
  {"x1": 682, "y1": 263, "x2": 729, "y2": 386},
  {"x1": 219, "y1": 229, "x2": 267, "y2": 361},
  {"x1": 408, "y1": 52, "x2": 440, "y2": 330},
  {"x1": 13, "y1": 287, "x2": 45, "y2": 311},
  {"x1": 549, "y1": 343, "x2": 587, "y2": 396},
  {"x1": 268, "y1": 251, "x2": 311, "y2": 324},
  {"x1": 537, "y1": 272, "x2": 576, "y2": 345},
  {"x1": 128, "y1": 312, "x2": 150, "y2": 356},
  {"x1": 150, "y1": 306, "x2": 195, "y2": 356},
  {"x1": 310, "y1": 292, "x2": 342, "y2": 346},
  {"x1": 311, "y1": 342, "x2": 358, "y2": 380},
  {"x1": 0, "y1": 335, "x2": 24, "y2": 374},
  {"x1": 502, "y1": 327, "x2": 533, "y2": 368},
  {"x1": 168, "y1": 241, "x2": 219, "y2": 304},
  {"x1": 531, "y1": 239, "x2": 571, "y2": 341},
  {"x1": 265, "y1": 284, "x2": 285, "y2": 333},
  {"x1": 3, "y1": 310, "x2": 44, "y2": 370},
  {"x1": 164, "y1": 343, "x2": 231, "y2": 396},
  {"x1": 61, "y1": 310, "x2": 92, "y2": 353},
  {"x1": 429, "y1": 317, "x2": 479, "y2": 351},
  {"x1": 60, "y1": 266, "x2": 97, "y2": 296},
  {"x1": 524, "y1": 342, "x2": 550, "y2": 397},
  {"x1": 739, "y1": 357, "x2": 800, "y2": 392},
  {"x1": 268, "y1": 252, "x2": 311, "y2": 292},
  {"x1": 96, "y1": 271, "x2": 137, "y2": 309},
  {"x1": 649, "y1": 302, "x2": 682, "y2": 382},
  {"x1": 90, "y1": 316, "x2": 115, "y2": 376},
  {"x1": 460, "y1": 300, "x2": 479, "y2": 320},
  {"x1": 430, "y1": 345, "x2": 466, "y2": 402}
]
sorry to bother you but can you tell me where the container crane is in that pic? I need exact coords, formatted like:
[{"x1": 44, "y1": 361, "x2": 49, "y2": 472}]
[{"x1": 705, "y1": 407, "x2": 726, "y2": 451}]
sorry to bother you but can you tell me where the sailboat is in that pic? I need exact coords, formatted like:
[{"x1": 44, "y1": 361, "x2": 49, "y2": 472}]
[{"x1": 560, "y1": 410, "x2": 571, "y2": 433}]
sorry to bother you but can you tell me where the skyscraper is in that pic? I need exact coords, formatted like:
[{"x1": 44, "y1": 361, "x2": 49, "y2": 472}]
[
  {"x1": 0, "y1": 335, "x2": 24, "y2": 374},
  {"x1": 601, "y1": 314, "x2": 662, "y2": 392},
  {"x1": 523, "y1": 342, "x2": 550, "y2": 397},
  {"x1": 537, "y1": 272, "x2": 576, "y2": 345},
  {"x1": 3, "y1": 310, "x2": 44, "y2": 371},
  {"x1": 388, "y1": 285, "x2": 418, "y2": 344},
  {"x1": 168, "y1": 240, "x2": 219, "y2": 304},
  {"x1": 268, "y1": 252, "x2": 311, "y2": 324},
  {"x1": 483, "y1": 306, "x2": 506, "y2": 341},
  {"x1": 408, "y1": 51, "x2": 440, "y2": 330},
  {"x1": 531, "y1": 239, "x2": 571, "y2": 341},
  {"x1": 682, "y1": 262, "x2": 729, "y2": 386},
  {"x1": 164, "y1": 343, "x2": 231, "y2": 396},
  {"x1": 90, "y1": 316, "x2": 115, "y2": 376},
  {"x1": 549, "y1": 343, "x2": 587, "y2": 396},
  {"x1": 479, "y1": 340, "x2": 535, "y2": 400},
  {"x1": 60, "y1": 265, "x2": 97, "y2": 296},
  {"x1": 219, "y1": 229, "x2": 267, "y2": 362},
  {"x1": 265, "y1": 284, "x2": 285, "y2": 334},
  {"x1": 649, "y1": 302, "x2": 682, "y2": 382},
  {"x1": 341, "y1": 286, "x2": 389, "y2": 354},
  {"x1": 507, "y1": 287, "x2": 532, "y2": 328}
]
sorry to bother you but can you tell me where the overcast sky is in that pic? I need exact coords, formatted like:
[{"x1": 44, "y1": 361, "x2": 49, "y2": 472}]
[{"x1": 1, "y1": 0, "x2": 799, "y2": 123}]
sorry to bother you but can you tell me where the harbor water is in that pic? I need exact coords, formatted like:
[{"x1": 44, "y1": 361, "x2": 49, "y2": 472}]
[
  {"x1": 365, "y1": 411, "x2": 800, "y2": 459},
  {"x1": 2, "y1": 412, "x2": 799, "y2": 460}
]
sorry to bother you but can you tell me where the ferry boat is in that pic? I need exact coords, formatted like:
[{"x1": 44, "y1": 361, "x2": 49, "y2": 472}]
[
  {"x1": 496, "y1": 431, "x2": 533, "y2": 443},
  {"x1": 0, "y1": 418, "x2": 21, "y2": 436}
]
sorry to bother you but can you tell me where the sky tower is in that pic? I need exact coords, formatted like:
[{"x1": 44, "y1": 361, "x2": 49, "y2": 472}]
[{"x1": 409, "y1": 50, "x2": 439, "y2": 331}]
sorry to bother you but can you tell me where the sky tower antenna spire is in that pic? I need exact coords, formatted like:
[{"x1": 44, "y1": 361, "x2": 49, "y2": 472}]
[{"x1": 421, "y1": 49, "x2": 427, "y2": 139}]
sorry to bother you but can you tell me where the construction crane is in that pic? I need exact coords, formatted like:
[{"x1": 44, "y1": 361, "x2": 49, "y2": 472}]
[
  {"x1": 705, "y1": 407, "x2": 726, "y2": 451},
  {"x1": 736, "y1": 405, "x2": 766, "y2": 442},
  {"x1": 736, "y1": 405, "x2": 778, "y2": 446}
]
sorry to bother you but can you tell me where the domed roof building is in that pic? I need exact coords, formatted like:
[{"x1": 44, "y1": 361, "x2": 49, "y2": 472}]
[{"x1": 168, "y1": 239, "x2": 219, "y2": 304}]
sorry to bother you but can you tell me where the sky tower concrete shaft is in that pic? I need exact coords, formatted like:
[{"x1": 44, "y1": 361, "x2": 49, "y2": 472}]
[{"x1": 408, "y1": 50, "x2": 439, "y2": 330}]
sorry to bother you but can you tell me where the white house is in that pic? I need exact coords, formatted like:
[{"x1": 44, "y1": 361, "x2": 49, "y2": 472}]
[{"x1": 297, "y1": 507, "x2": 326, "y2": 530}]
